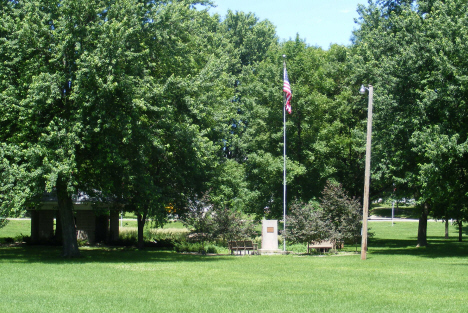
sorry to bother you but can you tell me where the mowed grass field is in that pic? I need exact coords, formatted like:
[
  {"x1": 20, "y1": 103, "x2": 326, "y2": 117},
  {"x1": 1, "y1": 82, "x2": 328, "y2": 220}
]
[{"x1": 0, "y1": 220, "x2": 467, "y2": 312}]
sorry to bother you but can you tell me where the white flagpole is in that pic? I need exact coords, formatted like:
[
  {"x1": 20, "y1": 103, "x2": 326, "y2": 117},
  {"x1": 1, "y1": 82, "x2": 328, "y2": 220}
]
[{"x1": 283, "y1": 56, "x2": 287, "y2": 252}]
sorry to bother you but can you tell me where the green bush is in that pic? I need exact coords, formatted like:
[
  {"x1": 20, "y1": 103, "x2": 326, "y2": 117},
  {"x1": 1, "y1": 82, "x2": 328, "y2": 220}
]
[
  {"x1": 180, "y1": 193, "x2": 259, "y2": 243},
  {"x1": 0, "y1": 234, "x2": 31, "y2": 245},
  {"x1": 117, "y1": 228, "x2": 189, "y2": 248},
  {"x1": 286, "y1": 243, "x2": 307, "y2": 253},
  {"x1": 119, "y1": 230, "x2": 138, "y2": 245},
  {"x1": 205, "y1": 245, "x2": 218, "y2": 254},
  {"x1": 77, "y1": 239, "x2": 89, "y2": 247},
  {"x1": 173, "y1": 242, "x2": 221, "y2": 254},
  {"x1": 174, "y1": 242, "x2": 204, "y2": 253},
  {"x1": 0, "y1": 237, "x2": 14, "y2": 244}
]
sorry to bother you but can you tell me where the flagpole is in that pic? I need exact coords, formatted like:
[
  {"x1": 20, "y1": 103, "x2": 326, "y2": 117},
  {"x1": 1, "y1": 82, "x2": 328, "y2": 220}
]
[{"x1": 283, "y1": 55, "x2": 287, "y2": 252}]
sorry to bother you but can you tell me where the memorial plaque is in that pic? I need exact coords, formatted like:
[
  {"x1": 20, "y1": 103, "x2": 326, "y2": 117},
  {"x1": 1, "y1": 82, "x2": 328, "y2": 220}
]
[{"x1": 267, "y1": 227, "x2": 274, "y2": 233}]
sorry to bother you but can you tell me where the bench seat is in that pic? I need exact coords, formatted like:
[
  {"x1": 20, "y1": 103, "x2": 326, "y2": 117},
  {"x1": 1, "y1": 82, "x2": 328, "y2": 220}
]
[
  {"x1": 307, "y1": 240, "x2": 334, "y2": 253},
  {"x1": 228, "y1": 240, "x2": 258, "y2": 255}
]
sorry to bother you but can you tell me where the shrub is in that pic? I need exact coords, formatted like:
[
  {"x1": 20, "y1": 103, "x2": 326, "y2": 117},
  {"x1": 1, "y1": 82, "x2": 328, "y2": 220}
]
[
  {"x1": 286, "y1": 243, "x2": 307, "y2": 253},
  {"x1": 77, "y1": 239, "x2": 89, "y2": 247},
  {"x1": 174, "y1": 242, "x2": 204, "y2": 253},
  {"x1": 0, "y1": 237, "x2": 15, "y2": 244},
  {"x1": 211, "y1": 207, "x2": 257, "y2": 242},
  {"x1": 119, "y1": 230, "x2": 138, "y2": 245},
  {"x1": 173, "y1": 242, "x2": 221, "y2": 254},
  {"x1": 205, "y1": 245, "x2": 218, "y2": 254},
  {"x1": 117, "y1": 228, "x2": 189, "y2": 248},
  {"x1": 320, "y1": 181, "x2": 362, "y2": 245},
  {"x1": 284, "y1": 181, "x2": 364, "y2": 247},
  {"x1": 181, "y1": 192, "x2": 258, "y2": 245},
  {"x1": 180, "y1": 192, "x2": 214, "y2": 243},
  {"x1": 283, "y1": 200, "x2": 331, "y2": 244}
]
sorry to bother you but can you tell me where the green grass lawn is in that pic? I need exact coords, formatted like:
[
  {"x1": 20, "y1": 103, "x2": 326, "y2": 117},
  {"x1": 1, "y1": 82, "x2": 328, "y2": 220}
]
[
  {"x1": 0, "y1": 219, "x2": 31, "y2": 239},
  {"x1": 1, "y1": 220, "x2": 467, "y2": 312},
  {"x1": 0, "y1": 219, "x2": 187, "y2": 238}
]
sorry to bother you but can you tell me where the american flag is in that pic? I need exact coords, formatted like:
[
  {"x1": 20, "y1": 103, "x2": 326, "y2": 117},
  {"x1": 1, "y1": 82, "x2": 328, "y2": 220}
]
[{"x1": 283, "y1": 66, "x2": 292, "y2": 114}]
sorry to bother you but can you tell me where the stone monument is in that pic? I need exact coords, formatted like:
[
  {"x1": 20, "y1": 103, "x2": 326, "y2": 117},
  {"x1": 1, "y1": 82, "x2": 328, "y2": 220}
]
[{"x1": 259, "y1": 219, "x2": 282, "y2": 254}]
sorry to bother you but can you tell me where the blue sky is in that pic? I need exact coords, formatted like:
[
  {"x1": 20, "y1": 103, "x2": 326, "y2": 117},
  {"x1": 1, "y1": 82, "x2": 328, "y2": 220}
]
[{"x1": 206, "y1": 0, "x2": 367, "y2": 49}]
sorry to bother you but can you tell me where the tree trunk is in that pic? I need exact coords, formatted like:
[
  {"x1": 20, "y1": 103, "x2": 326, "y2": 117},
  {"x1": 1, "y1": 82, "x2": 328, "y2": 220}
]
[
  {"x1": 445, "y1": 219, "x2": 449, "y2": 239},
  {"x1": 137, "y1": 212, "x2": 147, "y2": 250},
  {"x1": 417, "y1": 203, "x2": 428, "y2": 247},
  {"x1": 56, "y1": 176, "x2": 80, "y2": 257},
  {"x1": 458, "y1": 221, "x2": 463, "y2": 242}
]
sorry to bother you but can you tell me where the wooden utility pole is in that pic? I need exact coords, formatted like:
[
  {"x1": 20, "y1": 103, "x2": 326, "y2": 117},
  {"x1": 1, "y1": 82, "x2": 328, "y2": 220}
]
[{"x1": 361, "y1": 85, "x2": 373, "y2": 260}]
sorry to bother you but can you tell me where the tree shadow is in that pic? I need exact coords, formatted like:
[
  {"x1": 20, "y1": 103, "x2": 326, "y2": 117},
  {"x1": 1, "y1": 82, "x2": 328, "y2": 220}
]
[
  {"x1": 370, "y1": 206, "x2": 420, "y2": 219},
  {"x1": 369, "y1": 237, "x2": 468, "y2": 258},
  {"x1": 0, "y1": 245, "x2": 237, "y2": 264}
]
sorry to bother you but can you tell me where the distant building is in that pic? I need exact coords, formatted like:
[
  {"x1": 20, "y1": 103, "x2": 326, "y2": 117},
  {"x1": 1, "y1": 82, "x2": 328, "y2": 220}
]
[{"x1": 29, "y1": 192, "x2": 121, "y2": 244}]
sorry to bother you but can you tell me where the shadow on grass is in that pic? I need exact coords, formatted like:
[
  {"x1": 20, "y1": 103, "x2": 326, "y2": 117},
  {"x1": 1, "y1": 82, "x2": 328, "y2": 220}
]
[
  {"x1": 369, "y1": 237, "x2": 468, "y2": 258},
  {"x1": 370, "y1": 206, "x2": 420, "y2": 219},
  {"x1": 0, "y1": 245, "x2": 236, "y2": 264}
]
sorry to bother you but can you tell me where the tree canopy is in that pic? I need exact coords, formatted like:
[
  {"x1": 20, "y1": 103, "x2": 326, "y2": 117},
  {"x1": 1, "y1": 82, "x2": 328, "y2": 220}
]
[
  {"x1": 353, "y1": 0, "x2": 468, "y2": 245},
  {"x1": 2, "y1": 0, "x2": 468, "y2": 253}
]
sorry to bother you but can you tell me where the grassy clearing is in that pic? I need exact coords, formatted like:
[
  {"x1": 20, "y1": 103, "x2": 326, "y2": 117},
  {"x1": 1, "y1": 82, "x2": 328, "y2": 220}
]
[
  {"x1": 0, "y1": 219, "x2": 31, "y2": 239},
  {"x1": 1, "y1": 221, "x2": 467, "y2": 312},
  {"x1": 0, "y1": 219, "x2": 187, "y2": 238}
]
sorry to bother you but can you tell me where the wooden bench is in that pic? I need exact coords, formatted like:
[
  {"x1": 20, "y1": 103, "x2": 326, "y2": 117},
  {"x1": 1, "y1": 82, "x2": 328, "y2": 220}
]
[
  {"x1": 307, "y1": 240, "x2": 335, "y2": 253},
  {"x1": 228, "y1": 240, "x2": 258, "y2": 255}
]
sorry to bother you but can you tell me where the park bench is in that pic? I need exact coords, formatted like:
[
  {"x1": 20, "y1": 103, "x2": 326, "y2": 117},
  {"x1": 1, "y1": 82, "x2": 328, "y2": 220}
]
[
  {"x1": 307, "y1": 240, "x2": 335, "y2": 253},
  {"x1": 228, "y1": 240, "x2": 258, "y2": 255}
]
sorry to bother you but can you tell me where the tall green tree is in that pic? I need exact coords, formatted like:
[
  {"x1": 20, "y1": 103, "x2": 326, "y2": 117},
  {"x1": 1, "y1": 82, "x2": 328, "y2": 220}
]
[
  {"x1": 1, "y1": 0, "x2": 96, "y2": 256},
  {"x1": 109, "y1": 1, "x2": 235, "y2": 249},
  {"x1": 353, "y1": 0, "x2": 468, "y2": 245},
  {"x1": 0, "y1": 0, "x2": 234, "y2": 255},
  {"x1": 229, "y1": 35, "x2": 365, "y2": 217},
  {"x1": 207, "y1": 10, "x2": 279, "y2": 212}
]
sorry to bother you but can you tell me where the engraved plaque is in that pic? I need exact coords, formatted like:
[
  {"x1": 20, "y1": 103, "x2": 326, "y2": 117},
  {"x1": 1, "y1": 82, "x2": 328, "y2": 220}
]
[{"x1": 267, "y1": 227, "x2": 274, "y2": 233}]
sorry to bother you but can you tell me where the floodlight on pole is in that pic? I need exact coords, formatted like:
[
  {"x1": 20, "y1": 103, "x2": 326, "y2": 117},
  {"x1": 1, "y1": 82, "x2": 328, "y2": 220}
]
[
  {"x1": 359, "y1": 84, "x2": 366, "y2": 95},
  {"x1": 360, "y1": 84, "x2": 373, "y2": 260}
]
